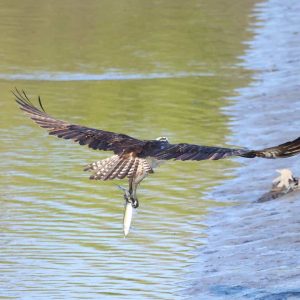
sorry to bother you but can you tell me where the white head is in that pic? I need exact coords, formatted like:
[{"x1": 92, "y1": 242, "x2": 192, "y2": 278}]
[{"x1": 156, "y1": 136, "x2": 169, "y2": 142}]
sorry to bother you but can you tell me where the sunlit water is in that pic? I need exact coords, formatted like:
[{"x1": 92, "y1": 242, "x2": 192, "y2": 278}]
[{"x1": 3, "y1": 0, "x2": 298, "y2": 299}]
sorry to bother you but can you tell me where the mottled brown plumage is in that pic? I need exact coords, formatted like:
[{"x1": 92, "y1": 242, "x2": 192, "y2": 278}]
[{"x1": 14, "y1": 89, "x2": 300, "y2": 208}]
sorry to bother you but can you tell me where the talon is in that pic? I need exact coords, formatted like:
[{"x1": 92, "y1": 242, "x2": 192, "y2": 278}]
[{"x1": 130, "y1": 197, "x2": 139, "y2": 208}]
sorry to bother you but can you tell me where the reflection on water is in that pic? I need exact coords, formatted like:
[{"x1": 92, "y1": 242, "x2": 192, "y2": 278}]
[
  {"x1": 0, "y1": 0, "x2": 257, "y2": 299},
  {"x1": 0, "y1": 70, "x2": 212, "y2": 81}
]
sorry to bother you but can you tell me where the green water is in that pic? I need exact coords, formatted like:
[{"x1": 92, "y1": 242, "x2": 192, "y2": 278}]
[{"x1": 0, "y1": 0, "x2": 258, "y2": 299}]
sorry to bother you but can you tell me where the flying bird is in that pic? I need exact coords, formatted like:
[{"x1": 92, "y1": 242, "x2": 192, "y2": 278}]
[{"x1": 15, "y1": 89, "x2": 300, "y2": 208}]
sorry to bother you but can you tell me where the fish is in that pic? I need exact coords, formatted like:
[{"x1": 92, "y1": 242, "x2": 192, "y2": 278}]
[
  {"x1": 123, "y1": 201, "x2": 133, "y2": 237},
  {"x1": 116, "y1": 184, "x2": 134, "y2": 237}
]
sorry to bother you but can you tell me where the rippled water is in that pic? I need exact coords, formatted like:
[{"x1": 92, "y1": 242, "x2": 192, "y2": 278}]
[
  {"x1": 187, "y1": 0, "x2": 300, "y2": 298},
  {"x1": 0, "y1": 0, "x2": 265, "y2": 299}
]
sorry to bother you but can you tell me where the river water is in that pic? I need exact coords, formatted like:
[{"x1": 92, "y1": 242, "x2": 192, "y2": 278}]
[
  {"x1": 187, "y1": 0, "x2": 300, "y2": 299},
  {"x1": 0, "y1": 0, "x2": 299, "y2": 299}
]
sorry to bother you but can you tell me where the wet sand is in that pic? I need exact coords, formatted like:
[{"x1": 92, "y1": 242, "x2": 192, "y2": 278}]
[{"x1": 187, "y1": 0, "x2": 300, "y2": 298}]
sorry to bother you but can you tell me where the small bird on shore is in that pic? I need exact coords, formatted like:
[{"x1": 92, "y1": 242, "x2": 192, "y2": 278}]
[{"x1": 15, "y1": 89, "x2": 300, "y2": 211}]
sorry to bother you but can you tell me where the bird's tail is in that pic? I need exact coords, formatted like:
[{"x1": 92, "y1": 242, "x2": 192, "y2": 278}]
[
  {"x1": 84, "y1": 156, "x2": 153, "y2": 180},
  {"x1": 242, "y1": 137, "x2": 300, "y2": 159}
]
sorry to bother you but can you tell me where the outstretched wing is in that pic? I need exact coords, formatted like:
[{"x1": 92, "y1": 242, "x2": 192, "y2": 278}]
[
  {"x1": 139, "y1": 141, "x2": 249, "y2": 161},
  {"x1": 14, "y1": 89, "x2": 145, "y2": 155},
  {"x1": 139, "y1": 137, "x2": 300, "y2": 161},
  {"x1": 15, "y1": 89, "x2": 300, "y2": 162},
  {"x1": 245, "y1": 137, "x2": 300, "y2": 158}
]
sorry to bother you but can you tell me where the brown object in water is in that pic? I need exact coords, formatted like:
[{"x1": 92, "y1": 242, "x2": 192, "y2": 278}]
[{"x1": 257, "y1": 169, "x2": 300, "y2": 202}]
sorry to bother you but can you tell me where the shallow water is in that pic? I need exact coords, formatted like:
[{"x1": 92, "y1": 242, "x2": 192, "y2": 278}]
[
  {"x1": 2, "y1": 0, "x2": 298, "y2": 299},
  {"x1": 187, "y1": 0, "x2": 300, "y2": 299}
]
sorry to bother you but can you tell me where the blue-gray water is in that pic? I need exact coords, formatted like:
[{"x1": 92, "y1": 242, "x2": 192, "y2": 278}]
[{"x1": 187, "y1": 0, "x2": 300, "y2": 299}]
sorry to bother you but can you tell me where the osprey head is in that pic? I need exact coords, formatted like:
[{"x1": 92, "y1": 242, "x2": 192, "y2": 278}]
[{"x1": 156, "y1": 136, "x2": 169, "y2": 142}]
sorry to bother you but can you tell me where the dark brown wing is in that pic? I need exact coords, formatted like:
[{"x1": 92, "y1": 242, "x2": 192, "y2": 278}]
[
  {"x1": 15, "y1": 89, "x2": 300, "y2": 161},
  {"x1": 139, "y1": 141, "x2": 249, "y2": 160},
  {"x1": 139, "y1": 137, "x2": 300, "y2": 161},
  {"x1": 14, "y1": 89, "x2": 145, "y2": 155},
  {"x1": 243, "y1": 137, "x2": 300, "y2": 159}
]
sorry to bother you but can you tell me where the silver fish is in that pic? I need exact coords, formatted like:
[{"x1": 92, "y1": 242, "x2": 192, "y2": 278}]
[
  {"x1": 123, "y1": 201, "x2": 133, "y2": 237},
  {"x1": 116, "y1": 185, "x2": 134, "y2": 237}
]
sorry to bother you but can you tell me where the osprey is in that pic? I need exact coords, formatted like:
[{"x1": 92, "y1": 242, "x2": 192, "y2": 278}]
[{"x1": 15, "y1": 89, "x2": 300, "y2": 208}]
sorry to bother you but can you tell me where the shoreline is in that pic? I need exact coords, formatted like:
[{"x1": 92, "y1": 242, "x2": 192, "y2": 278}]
[{"x1": 187, "y1": 0, "x2": 300, "y2": 298}]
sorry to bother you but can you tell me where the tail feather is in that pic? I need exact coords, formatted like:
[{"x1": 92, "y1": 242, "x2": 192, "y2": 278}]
[
  {"x1": 85, "y1": 156, "x2": 153, "y2": 181},
  {"x1": 127, "y1": 158, "x2": 140, "y2": 178},
  {"x1": 84, "y1": 155, "x2": 119, "y2": 172},
  {"x1": 87, "y1": 156, "x2": 120, "y2": 180},
  {"x1": 116, "y1": 157, "x2": 136, "y2": 179},
  {"x1": 98, "y1": 156, "x2": 123, "y2": 180},
  {"x1": 106, "y1": 158, "x2": 130, "y2": 180},
  {"x1": 102, "y1": 158, "x2": 126, "y2": 180}
]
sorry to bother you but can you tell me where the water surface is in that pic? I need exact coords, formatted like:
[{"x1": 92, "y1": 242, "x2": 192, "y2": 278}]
[
  {"x1": 0, "y1": 1, "x2": 259, "y2": 299},
  {"x1": 188, "y1": 0, "x2": 300, "y2": 298}
]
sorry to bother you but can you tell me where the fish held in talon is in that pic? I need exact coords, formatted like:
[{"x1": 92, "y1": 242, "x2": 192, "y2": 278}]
[
  {"x1": 15, "y1": 88, "x2": 300, "y2": 234},
  {"x1": 116, "y1": 184, "x2": 134, "y2": 236},
  {"x1": 123, "y1": 201, "x2": 134, "y2": 237}
]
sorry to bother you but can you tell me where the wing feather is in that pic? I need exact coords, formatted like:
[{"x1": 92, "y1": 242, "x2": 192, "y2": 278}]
[
  {"x1": 139, "y1": 141, "x2": 249, "y2": 161},
  {"x1": 243, "y1": 137, "x2": 300, "y2": 158},
  {"x1": 14, "y1": 89, "x2": 145, "y2": 155},
  {"x1": 140, "y1": 137, "x2": 300, "y2": 161},
  {"x1": 15, "y1": 89, "x2": 300, "y2": 162}
]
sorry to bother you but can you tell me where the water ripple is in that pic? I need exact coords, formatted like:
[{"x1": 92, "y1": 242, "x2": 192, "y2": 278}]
[{"x1": 0, "y1": 71, "x2": 212, "y2": 81}]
